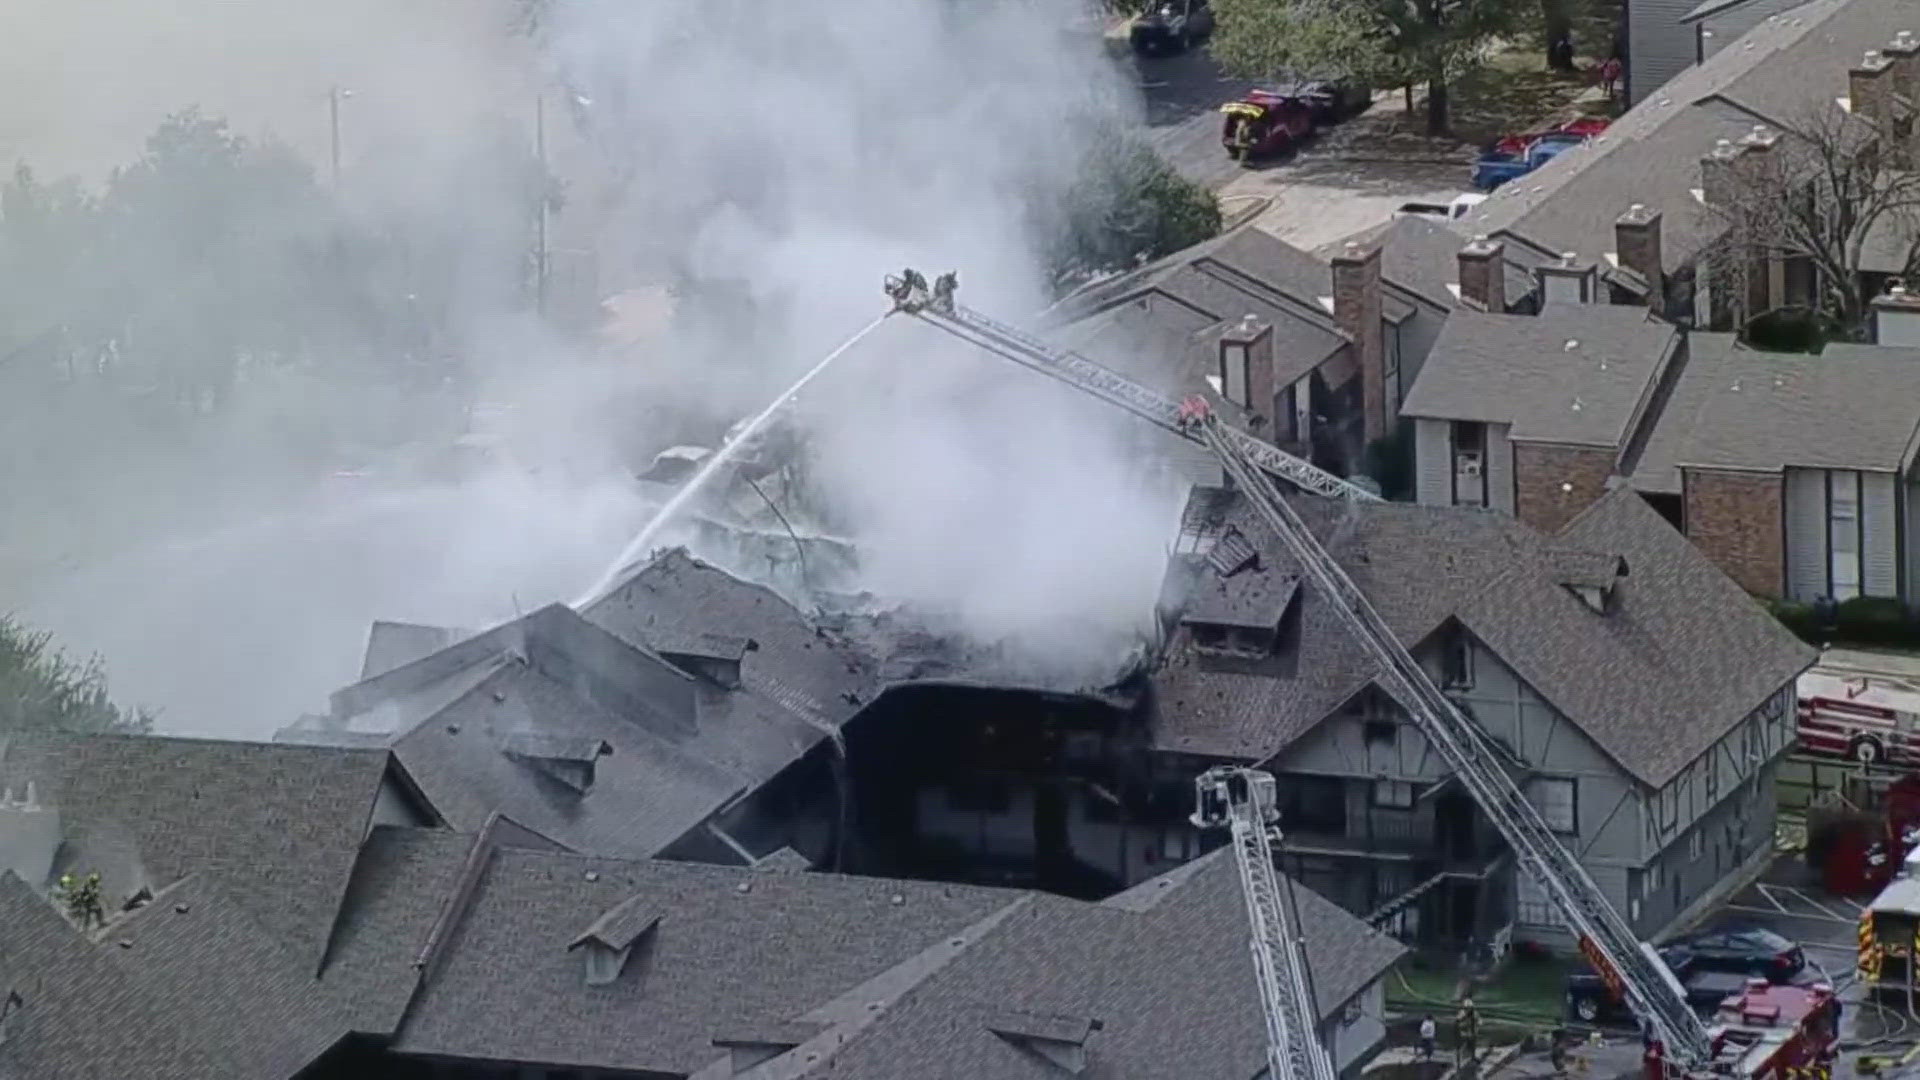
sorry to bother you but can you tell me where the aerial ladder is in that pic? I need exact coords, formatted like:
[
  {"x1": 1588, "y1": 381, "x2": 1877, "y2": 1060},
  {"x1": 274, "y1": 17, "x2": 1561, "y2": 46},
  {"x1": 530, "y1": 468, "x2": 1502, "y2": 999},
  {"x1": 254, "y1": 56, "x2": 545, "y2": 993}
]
[
  {"x1": 883, "y1": 271, "x2": 1715, "y2": 1075},
  {"x1": 1192, "y1": 765, "x2": 1340, "y2": 1080}
]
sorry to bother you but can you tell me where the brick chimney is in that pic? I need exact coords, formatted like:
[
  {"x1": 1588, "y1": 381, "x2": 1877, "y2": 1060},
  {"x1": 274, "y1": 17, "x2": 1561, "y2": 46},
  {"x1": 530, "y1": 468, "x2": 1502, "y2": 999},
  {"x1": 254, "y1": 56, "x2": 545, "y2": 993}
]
[
  {"x1": 1884, "y1": 31, "x2": 1920, "y2": 166},
  {"x1": 1698, "y1": 138, "x2": 1744, "y2": 207},
  {"x1": 1536, "y1": 251, "x2": 1599, "y2": 306},
  {"x1": 1331, "y1": 242, "x2": 1387, "y2": 443},
  {"x1": 1457, "y1": 236, "x2": 1507, "y2": 312},
  {"x1": 1850, "y1": 49, "x2": 1895, "y2": 127},
  {"x1": 1874, "y1": 280, "x2": 1920, "y2": 347},
  {"x1": 1218, "y1": 314, "x2": 1276, "y2": 425},
  {"x1": 1614, "y1": 204, "x2": 1664, "y2": 309}
]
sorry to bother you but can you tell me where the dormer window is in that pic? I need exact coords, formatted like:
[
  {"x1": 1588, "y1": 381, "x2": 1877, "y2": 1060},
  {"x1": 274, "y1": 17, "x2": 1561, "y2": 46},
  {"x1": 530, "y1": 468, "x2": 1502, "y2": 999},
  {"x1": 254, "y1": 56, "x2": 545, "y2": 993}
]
[
  {"x1": 658, "y1": 633, "x2": 757, "y2": 690},
  {"x1": 566, "y1": 895, "x2": 663, "y2": 986},
  {"x1": 1182, "y1": 562, "x2": 1301, "y2": 661},
  {"x1": 1548, "y1": 550, "x2": 1628, "y2": 614},
  {"x1": 986, "y1": 1009, "x2": 1102, "y2": 1075},
  {"x1": 502, "y1": 734, "x2": 612, "y2": 794}
]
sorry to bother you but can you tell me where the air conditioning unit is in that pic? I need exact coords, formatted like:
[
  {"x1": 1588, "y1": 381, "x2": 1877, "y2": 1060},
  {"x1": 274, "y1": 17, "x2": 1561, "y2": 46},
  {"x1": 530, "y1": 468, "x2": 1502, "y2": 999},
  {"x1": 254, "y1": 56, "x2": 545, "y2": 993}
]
[{"x1": 1458, "y1": 454, "x2": 1483, "y2": 478}]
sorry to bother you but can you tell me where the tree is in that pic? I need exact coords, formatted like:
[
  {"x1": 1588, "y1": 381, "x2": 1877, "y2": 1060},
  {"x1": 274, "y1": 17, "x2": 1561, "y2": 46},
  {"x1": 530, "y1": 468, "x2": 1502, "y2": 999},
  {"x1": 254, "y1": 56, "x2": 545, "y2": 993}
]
[
  {"x1": 1039, "y1": 131, "x2": 1223, "y2": 295},
  {"x1": 0, "y1": 615, "x2": 150, "y2": 735},
  {"x1": 1700, "y1": 107, "x2": 1920, "y2": 342},
  {"x1": 1210, "y1": 0, "x2": 1518, "y2": 135}
]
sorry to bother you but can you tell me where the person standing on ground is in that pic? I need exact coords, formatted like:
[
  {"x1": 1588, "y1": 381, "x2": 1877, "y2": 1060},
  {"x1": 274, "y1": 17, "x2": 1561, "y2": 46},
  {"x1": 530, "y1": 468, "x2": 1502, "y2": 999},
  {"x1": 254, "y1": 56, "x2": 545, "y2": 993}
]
[
  {"x1": 1418, "y1": 1014, "x2": 1438, "y2": 1061},
  {"x1": 1600, "y1": 56, "x2": 1623, "y2": 103},
  {"x1": 1456, "y1": 998, "x2": 1480, "y2": 1065}
]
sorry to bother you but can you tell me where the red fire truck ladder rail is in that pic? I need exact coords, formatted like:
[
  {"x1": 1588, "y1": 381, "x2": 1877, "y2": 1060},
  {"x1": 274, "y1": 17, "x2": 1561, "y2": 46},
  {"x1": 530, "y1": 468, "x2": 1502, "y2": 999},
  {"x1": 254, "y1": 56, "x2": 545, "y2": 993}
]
[
  {"x1": 883, "y1": 274, "x2": 1378, "y2": 502},
  {"x1": 882, "y1": 271, "x2": 1714, "y2": 1072}
]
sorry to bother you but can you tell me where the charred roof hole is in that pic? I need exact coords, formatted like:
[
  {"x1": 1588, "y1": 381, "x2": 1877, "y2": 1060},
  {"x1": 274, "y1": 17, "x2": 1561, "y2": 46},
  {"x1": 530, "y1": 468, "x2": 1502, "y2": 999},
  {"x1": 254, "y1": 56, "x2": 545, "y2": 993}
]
[
  {"x1": 501, "y1": 735, "x2": 612, "y2": 794},
  {"x1": 1183, "y1": 570, "x2": 1302, "y2": 663}
]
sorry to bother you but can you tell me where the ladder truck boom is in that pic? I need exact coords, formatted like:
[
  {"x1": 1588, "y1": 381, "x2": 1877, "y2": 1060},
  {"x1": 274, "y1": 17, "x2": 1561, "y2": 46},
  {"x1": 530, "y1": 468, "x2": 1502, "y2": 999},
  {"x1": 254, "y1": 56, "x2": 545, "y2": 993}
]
[
  {"x1": 883, "y1": 273, "x2": 1377, "y2": 502},
  {"x1": 882, "y1": 271, "x2": 1715, "y2": 1071},
  {"x1": 1192, "y1": 767, "x2": 1340, "y2": 1080}
]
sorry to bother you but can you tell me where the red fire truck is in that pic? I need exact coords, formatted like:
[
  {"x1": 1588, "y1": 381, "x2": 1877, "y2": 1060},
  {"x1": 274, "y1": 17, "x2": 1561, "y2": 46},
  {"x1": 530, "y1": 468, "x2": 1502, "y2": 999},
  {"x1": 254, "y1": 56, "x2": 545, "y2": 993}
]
[
  {"x1": 1798, "y1": 668, "x2": 1920, "y2": 767},
  {"x1": 1645, "y1": 980, "x2": 1839, "y2": 1080}
]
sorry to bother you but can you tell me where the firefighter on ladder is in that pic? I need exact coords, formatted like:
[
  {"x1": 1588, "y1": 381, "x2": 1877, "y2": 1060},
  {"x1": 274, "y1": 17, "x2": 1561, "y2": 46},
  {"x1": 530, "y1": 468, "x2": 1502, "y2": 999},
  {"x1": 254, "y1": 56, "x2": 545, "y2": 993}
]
[{"x1": 931, "y1": 272, "x2": 957, "y2": 314}]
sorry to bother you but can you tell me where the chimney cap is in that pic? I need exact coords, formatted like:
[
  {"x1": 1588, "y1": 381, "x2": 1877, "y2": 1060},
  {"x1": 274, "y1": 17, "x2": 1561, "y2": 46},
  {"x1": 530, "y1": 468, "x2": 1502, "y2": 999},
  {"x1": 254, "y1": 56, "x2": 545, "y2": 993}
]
[
  {"x1": 1891, "y1": 30, "x2": 1918, "y2": 51},
  {"x1": 1860, "y1": 48, "x2": 1889, "y2": 68}
]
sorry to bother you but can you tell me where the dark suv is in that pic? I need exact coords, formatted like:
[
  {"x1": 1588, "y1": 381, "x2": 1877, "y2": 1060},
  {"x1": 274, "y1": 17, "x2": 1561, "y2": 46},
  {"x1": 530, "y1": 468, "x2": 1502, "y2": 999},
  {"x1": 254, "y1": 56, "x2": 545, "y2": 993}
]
[{"x1": 1130, "y1": 0, "x2": 1214, "y2": 55}]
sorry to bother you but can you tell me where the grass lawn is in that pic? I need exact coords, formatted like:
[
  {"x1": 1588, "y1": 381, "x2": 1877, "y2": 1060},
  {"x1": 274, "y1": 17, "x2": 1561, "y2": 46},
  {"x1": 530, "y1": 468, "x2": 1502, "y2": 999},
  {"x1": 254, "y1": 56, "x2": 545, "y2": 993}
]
[{"x1": 1386, "y1": 954, "x2": 1575, "y2": 1026}]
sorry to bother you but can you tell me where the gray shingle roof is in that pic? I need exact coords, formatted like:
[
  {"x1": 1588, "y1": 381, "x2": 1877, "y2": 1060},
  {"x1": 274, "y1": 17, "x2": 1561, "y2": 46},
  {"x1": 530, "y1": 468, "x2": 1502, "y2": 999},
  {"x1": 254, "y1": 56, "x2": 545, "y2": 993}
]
[
  {"x1": 1320, "y1": 214, "x2": 1516, "y2": 313},
  {"x1": 0, "y1": 870, "x2": 355, "y2": 1080},
  {"x1": 1153, "y1": 486, "x2": 1813, "y2": 785},
  {"x1": 0, "y1": 733, "x2": 397, "y2": 972},
  {"x1": 0, "y1": 872, "x2": 232, "y2": 1079},
  {"x1": 381, "y1": 842, "x2": 1022, "y2": 1075},
  {"x1": 1461, "y1": 0, "x2": 1908, "y2": 273},
  {"x1": 392, "y1": 658, "x2": 747, "y2": 860},
  {"x1": 1398, "y1": 307, "x2": 1681, "y2": 446},
  {"x1": 1633, "y1": 337, "x2": 1920, "y2": 482},
  {"x1": 793, "y1": 852, "x2": 1405, "y2": 1080}
]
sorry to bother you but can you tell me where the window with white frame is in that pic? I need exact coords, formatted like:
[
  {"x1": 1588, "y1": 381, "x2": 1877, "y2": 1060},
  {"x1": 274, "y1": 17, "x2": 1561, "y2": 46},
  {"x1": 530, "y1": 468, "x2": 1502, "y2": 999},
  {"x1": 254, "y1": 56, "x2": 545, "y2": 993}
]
[
  {"x1": 1373, "y1": 779, "x2": 1416, "y2": 809},
  {"x1": 1830, "y1": 470, "x2": 1861, "y2": 601},
  {"x1": 1528, "y1": 777, "x2": 1577, "y2": 834}
]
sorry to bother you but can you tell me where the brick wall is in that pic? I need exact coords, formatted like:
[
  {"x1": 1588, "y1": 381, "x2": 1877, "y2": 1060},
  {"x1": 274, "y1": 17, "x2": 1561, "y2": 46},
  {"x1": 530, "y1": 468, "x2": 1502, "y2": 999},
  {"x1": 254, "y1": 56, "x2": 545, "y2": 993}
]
[
  {"x1": 1682, "y1": 468, "x2": 1784, "y2": 596},
  {"x1": 1512, "y1": 442, "x2": 1616, "y2": 534},
  {"x1": 1332, "y1": 244, "x2": 1386, "y2": 444}
]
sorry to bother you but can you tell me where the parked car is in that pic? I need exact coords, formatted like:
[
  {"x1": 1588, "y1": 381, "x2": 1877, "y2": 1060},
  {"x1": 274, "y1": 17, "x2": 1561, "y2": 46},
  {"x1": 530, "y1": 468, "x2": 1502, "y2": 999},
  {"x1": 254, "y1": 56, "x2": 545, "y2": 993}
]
[
  {"x1": 1285, "y1": 79, "x2": 1373, "y2": 124},
  {"x1": 1130, "y1": 0, "x2": 1213, "y2": 55},
  {"x1": 1675, "y1": 926, "x2": 1806, "y2": 981}
]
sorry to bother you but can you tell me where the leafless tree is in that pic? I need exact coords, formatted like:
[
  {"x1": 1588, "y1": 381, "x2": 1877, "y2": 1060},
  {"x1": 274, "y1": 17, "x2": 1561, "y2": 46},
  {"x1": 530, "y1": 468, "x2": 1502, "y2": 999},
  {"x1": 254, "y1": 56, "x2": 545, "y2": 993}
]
[{"x1": 1702, "y1": 104, "x2": 1920, "y2": 340}]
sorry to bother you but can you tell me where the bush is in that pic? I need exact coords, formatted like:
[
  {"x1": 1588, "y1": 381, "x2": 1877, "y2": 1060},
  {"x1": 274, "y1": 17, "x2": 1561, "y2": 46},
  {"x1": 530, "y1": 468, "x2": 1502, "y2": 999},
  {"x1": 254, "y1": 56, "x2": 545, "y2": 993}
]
[
  {"x1": 1743, "y1": 307, "x2": 1834, "y2": 354},
  {"x1": 1768, "y1": 595, "x2": 1920, "y2": 649}
]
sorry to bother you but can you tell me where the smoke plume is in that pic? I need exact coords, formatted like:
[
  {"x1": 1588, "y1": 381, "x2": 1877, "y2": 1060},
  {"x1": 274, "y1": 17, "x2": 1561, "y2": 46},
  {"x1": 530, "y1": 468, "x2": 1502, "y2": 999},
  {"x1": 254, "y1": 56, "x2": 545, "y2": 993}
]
[{"x1": 2, "y1": 0, "x2": 1189, "y2": 735}]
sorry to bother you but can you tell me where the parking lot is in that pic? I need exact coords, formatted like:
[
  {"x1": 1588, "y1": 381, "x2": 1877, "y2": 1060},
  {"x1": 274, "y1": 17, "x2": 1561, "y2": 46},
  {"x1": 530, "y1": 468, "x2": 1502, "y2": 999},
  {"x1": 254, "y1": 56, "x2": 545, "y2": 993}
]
[{"x1": 1119, "y1": 41, "x2": 1473, "y2": 250}]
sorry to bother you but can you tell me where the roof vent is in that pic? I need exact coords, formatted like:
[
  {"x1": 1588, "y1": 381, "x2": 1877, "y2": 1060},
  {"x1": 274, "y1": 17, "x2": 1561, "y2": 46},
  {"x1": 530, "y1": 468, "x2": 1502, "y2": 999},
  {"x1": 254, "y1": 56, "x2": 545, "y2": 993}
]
[
  {"x1": 1564, "y1": 339, "x2": 1580, "y2": 351},
  {"x1": 711, "y1": 1020, "x2": 823, "y2": 1073},
  {"x1": 986, "y1": 1010, "x2": 1102, "y2": 1075},
  {"x1": 567, "y1": 894, "x2": 664, "y2": 986}
]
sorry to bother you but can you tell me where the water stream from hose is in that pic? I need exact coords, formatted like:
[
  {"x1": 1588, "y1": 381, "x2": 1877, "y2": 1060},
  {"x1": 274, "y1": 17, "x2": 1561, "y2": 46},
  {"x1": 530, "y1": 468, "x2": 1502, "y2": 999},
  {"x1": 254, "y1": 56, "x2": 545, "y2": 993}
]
[{"x1": 572, "y1": 313, "x2": 890, "y2": 608}]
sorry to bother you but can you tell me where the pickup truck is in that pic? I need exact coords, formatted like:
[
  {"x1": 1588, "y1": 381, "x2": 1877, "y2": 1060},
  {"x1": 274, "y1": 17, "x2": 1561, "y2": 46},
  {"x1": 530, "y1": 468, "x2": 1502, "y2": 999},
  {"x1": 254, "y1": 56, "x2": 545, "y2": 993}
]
[
  {"x1": 1470, "y1": 133, "x2": 1585, "y2": 191},
  {"x1": 1566, "y1": 938, "x2": 1815, "y2": 1024},
  {"x1": 1394, "y1": 192, "x2": 1487, "y2": 222}
]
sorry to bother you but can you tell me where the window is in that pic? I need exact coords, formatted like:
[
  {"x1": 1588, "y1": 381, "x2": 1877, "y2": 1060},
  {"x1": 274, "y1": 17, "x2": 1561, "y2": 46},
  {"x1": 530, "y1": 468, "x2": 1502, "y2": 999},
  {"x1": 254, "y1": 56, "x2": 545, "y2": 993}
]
[
  {"x1": 1442, "y1": 629, "x2": 1474, "y2": 690},
  {"x1": 1830, "y1": 470, "x2": 1861, "y2": 602},
  {"x1": 1279, "y1": 383, "x2": 1299, "y2": 443},
  {"x1": 1528, "y1": 777, "x2": 1577, "y2": 834},
  {"x1": 1656, "y1": 784, "x2": 1679, "y2": 832},
  {"x1": 1363, "y1": 719, "x2": 1397, "y2": 746},
  {"x1": 1705, "y1": 757, "x2": 1719, "y2": 802},
  {"x1": 1221, "y1": 339, "x2": 1250, "y2": 408},
  {"x1": 1373, "y1": 779, "x2": 1416, "y2": 809},
  {"x1": 1341, "y1": 997, "x2": 1365, "y2": 1027},
  {"x1": 1689, "y1": 828, "x2": 1704, "y2": 861}
]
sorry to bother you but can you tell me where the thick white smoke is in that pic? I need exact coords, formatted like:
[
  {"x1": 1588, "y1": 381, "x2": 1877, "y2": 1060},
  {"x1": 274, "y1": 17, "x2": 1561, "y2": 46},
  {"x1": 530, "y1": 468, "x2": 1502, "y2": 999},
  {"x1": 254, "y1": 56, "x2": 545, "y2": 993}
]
[{"x1": 3, "y1": 0, "x2": 1191, "y2": 733}]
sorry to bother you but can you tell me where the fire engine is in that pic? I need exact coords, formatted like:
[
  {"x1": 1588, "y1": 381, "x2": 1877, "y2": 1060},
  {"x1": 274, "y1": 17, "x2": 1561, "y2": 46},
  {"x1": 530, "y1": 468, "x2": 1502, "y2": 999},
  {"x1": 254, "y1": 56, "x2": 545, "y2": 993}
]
[
  {"x1": 1647, "y1": 980, "x2": 1839, "y2": 1080},
  {"x1": 1859, "y1": 844, "x2": 1920, "y2": 998},
  {"x1": 1798, "y1": 667, "x2": 1920, "y2": 767}
]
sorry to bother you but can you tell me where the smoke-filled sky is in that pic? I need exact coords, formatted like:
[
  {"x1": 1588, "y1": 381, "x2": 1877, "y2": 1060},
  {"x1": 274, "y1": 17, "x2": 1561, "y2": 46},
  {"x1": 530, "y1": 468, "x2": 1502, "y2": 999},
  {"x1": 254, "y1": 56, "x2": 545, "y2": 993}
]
[{"x1": 2, "y1": 0, "x2": 1188, "y2": 738}]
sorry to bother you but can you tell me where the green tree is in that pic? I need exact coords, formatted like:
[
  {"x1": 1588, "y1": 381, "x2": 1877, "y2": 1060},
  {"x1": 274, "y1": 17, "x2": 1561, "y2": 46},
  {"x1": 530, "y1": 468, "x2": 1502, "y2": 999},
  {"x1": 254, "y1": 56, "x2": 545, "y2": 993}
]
[
  {"x1": 0, "y1": 615, "x2": 150, "y2": 735},
  {"x1": 1041, "y1": 132, "x2": 1222, "y2": 295},
  {"x1": 1210, "y1": 0, "x2": 1517, "y2": 135}
]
